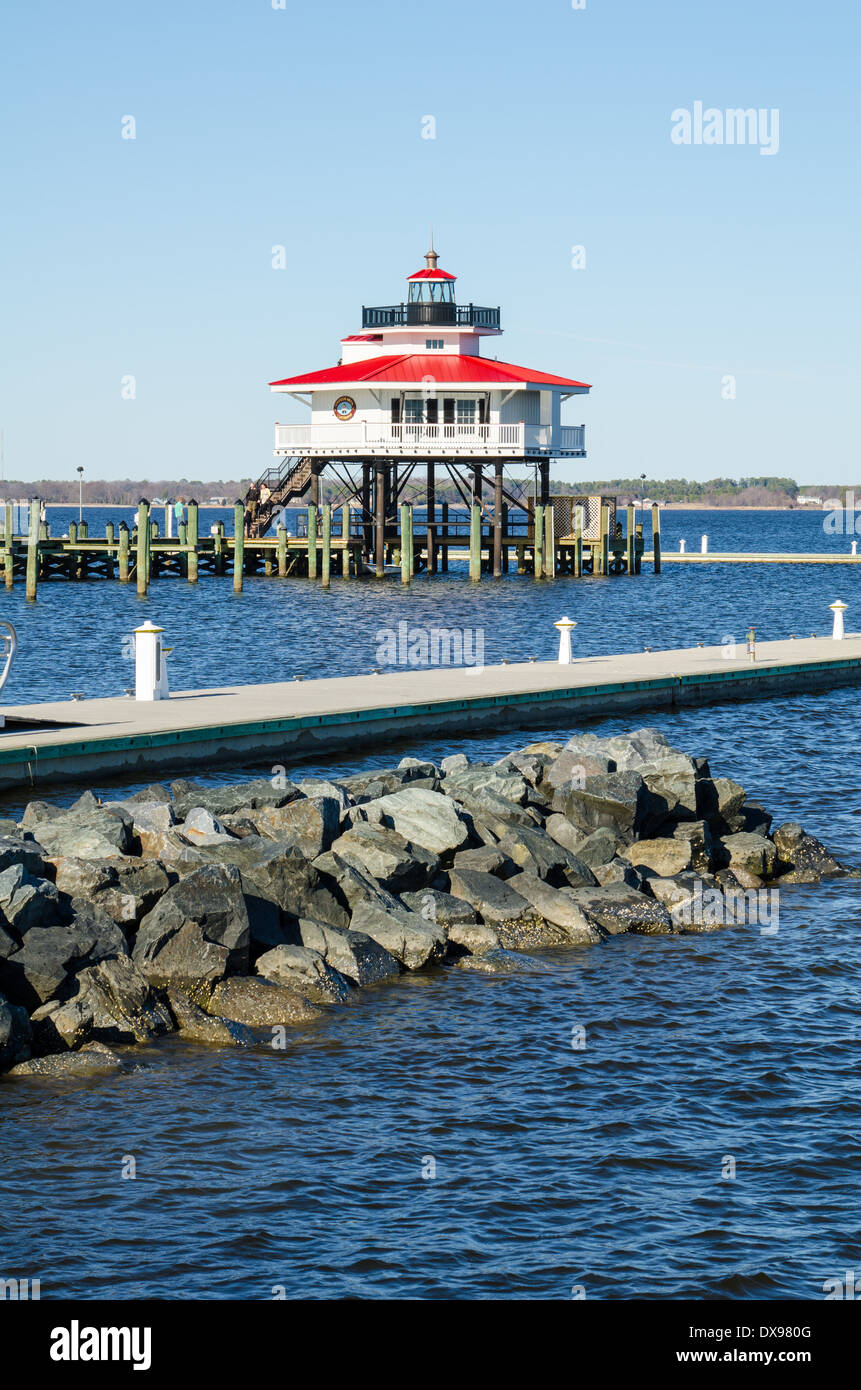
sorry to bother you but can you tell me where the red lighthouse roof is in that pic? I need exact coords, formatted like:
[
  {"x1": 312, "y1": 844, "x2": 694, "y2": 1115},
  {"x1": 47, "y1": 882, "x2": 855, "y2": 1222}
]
[{"x1": 270, "y1": 353, "x2": 591, "y2": 390}]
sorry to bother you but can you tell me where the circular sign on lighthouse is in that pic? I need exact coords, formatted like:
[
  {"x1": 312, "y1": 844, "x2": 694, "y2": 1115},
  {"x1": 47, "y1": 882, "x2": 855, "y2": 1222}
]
[{"x1": 333, "y1": 395, "x2": 356, "y2": 421}]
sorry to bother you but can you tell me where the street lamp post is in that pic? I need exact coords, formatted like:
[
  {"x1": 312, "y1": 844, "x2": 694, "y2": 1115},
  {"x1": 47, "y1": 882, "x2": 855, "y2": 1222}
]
[{"x1": 76, "y1": 466, "x2": 84, "y2": 523}]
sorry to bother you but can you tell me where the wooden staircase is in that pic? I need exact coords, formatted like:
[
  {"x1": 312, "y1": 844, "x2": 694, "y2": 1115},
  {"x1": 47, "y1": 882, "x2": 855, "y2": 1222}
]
[{"x1": 248, "y1": 457, "x2": 313, "y2": 536}]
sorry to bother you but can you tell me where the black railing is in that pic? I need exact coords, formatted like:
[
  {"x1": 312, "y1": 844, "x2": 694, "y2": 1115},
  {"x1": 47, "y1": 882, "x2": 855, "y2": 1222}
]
[{"x1": 361, "y1": 303, "x2": 501, "y2": 330}]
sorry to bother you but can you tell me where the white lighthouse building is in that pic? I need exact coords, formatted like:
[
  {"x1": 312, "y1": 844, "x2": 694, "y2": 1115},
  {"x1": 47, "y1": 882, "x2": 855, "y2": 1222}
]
[{"x1": 256, "y1": 240, "x2": 592, "y2": 574}]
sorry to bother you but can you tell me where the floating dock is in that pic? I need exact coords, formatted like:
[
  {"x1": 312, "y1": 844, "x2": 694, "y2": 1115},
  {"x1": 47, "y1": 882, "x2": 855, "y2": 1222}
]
[{"x1": 0, "y1": 635, "x2": 859, "y2": 793}]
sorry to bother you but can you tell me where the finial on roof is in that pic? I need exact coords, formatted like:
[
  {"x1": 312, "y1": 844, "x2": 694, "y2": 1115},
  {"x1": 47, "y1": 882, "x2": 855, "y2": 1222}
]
[{"x1": 425, "y1": 227, "x2": 439, "y2": 271}]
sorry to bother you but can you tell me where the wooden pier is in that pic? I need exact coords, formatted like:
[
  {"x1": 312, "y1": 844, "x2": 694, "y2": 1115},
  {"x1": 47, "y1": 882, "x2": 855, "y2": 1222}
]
[
  {"x1": 0, "y1": 495, "x2": 652, "y2": 595},
  {"x1": 1, "y1": 634, "x2": 859, "y2": 793}
]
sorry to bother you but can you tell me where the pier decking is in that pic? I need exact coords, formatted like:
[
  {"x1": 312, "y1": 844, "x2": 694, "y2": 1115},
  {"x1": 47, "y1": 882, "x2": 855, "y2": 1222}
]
[{"x1": 1, "y1": 635, "x2": 859, "y2": 793}]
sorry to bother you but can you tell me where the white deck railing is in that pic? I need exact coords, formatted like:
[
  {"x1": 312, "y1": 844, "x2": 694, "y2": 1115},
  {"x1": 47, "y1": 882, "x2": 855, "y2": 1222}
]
[{"x1": 273, "y1": 421, "x2": 586, "y2": 455}]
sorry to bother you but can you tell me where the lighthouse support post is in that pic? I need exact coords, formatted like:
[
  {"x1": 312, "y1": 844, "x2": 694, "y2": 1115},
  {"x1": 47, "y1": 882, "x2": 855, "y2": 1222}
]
[
  {"x1": 427, "y1": 463, "x2": 436, "y2": 573},
  {"x1": 493, "y1": 463, "x2": 503, "y2": 577},
  {"x1": 375, "y1": 463, "x2": 385, "y2": 577}
]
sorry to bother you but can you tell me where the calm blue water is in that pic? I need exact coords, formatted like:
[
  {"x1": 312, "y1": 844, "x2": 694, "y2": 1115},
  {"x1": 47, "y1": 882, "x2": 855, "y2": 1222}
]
[{"x1": 1, "y1": 507, "x2": 860, "y2": 1300}]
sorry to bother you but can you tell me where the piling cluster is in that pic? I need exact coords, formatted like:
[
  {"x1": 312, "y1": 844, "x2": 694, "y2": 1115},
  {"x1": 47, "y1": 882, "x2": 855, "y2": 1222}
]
[{"x1": 0, "y1": 728, "x2": 848, "y2": 1079}]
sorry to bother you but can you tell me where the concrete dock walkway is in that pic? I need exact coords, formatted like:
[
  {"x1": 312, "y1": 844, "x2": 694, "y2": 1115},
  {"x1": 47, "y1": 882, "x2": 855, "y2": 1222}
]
[{"x1": 1, "y1": 635, "x2": 859, "y2": 792}]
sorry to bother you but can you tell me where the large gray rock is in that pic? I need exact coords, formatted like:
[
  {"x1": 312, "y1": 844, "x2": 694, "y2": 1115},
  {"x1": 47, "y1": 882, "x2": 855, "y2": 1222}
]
[
  {"x1": 543, "y1": 814, "x2": 590, "y2": 857},
  {"x1": 0, "y1": 907, "x2": 127, "y2": 1009},
  {"x1": 552, "y1": 771, "x2": 663, "y2": 841},
  {"x1": 443, "y1": 763, "x2": 530, "y2": 806},
  {"x1": 205, "y1": 977, "x2": 319, "y2": 1027},
  {"x1": 671, "y1": 821, "x2": 715, "y2": 874},
  {"x1": 623, "y1": 837, "x2": 694, "y2": 878},
  {"x1": 133, "y1": 865, "x2": 250, "y2": 991},
  {"x1": 93, "y1": 859, "x2": 172, "y2": 928},
  {"x1": 256, "y1": 944, "x2": 352, "y2": 1003},
  {"x1": 398, "y1": 888, "x2": 478, "y2": 929},
  {"x1": 166, "y1": 989, "x2": 253, "y2": 1046},
  {"x1": 564, "y1": 826, "x2": 619, "y2": 868},
  {"x1": 360, "y1": 788, "x2": 471, "y2": 856},
  {"x1": 496, "y1": 824, "x2": 597, "y2": 887},
  {"x1": 444, "y1": 867, "x2": 550, "y2": 949},
  {"x1": 0, "y1": 835, "x2": 52, "y2": 878},
  {"x1": 297, "y1": 778, "x2": 352, "y2": 815},
  {"x1": 49, "y1": 857, "x2": 119, "y2": 899},
  {"x1": 6, "y1": 1043, "x2": 124, "y2": 1078},
  {"x1": 251, "y1": 796, "x2": 341, "y2": 859},
  {"x1": 443, "y1": 784, "x2": 535, "y2": 839},
  {"x1": 328, "y1": 823, "x2": 439, "y2": 891},
  {"x1": 696, "y1": 778, "x2": 746, "y2": 829},
  {"x1": 567, "y1": 883, "x2": 673, "y2": 935},
  {"x1": 450, "y1": 845, "x2": 515, "y2": 878},
  {"x1": 719, "y1": 832, "x2": 777, "y2": 879},
  {"x1": 313, "y1": 855, "x2": 404, "y2": 917},
  {"x1": 446, "y1": 920, "x2": 501, "y2": 954},
  {"x1": 772, "y1": 822, "x2": 845, "y2": 882},
  {"x1": 349, "y1": 901, "x2": 446, "y2": 970},
  {"x1": 0, "y1": 864, "x2": 62, "y2": 936},
  {"x1": 20, "y1": 800, "x2": 64, "y2": 830},
  {"x1": 193, "y1": 837, "x2": 349, "y2": 929},
  {"x1": 290, "y1": 918, "x2": 400, "y2": 985},
  {"x1": 130, "y1": 800, "x2": 177, "y2": 855},
  {"x1": 30, "y1": 805, "x2": 134, "y2": 860},
  {"x1": 339, "y1": 766, "x2": 438, "y2": 801},
  {"x1": 170, "y1": 777, "x2": 302, "y2": 820},
  {"x1": 33, "y1": 955, "x2": 173, "y2": 1048},
  {"x1": 0, "y1": 990, "x2": 31, "y2": 1068},
  {"x1": 506, "y1": 872, "x2": 603, "y2": 944}
]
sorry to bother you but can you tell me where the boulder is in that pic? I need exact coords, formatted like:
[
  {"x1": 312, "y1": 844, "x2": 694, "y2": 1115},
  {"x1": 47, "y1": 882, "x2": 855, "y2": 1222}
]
[
  {"x1": 205, "y1": 977, "x2": 319, "y2": 1027},
  {"x1": 440, "y1": 753, "x2": 470, "y2": 775},
  {"x1": 133, "y1": 865, "x2": 250, "y2": 991},
  {"x1": 170, "y1": 777, "x2": 302, "y2": 820},
  {"x1": 327, "y1": 823, "x2": 439, "y2": 891},
  {"x1": 0, "y1": 907, "x2": 127, "y2": 1010},
  {"x1": 30, "y1": 806, "x2": 134, "y2": 860},
  {"x1": 443, "y1": 785, "x2": 535, "y2": 838},
  {"x1": 251, "y1": 795, "x2": 341, "y2": 859},
  {"x1": 194, "y1": 837, "x2": 349, "y2": 929},
  {"x1": 496, "y1": 825, "x2": 597, "y2": 887},
  {"x1": 451, "y1": 845, "x2": 515, "y2": 878},
  {"x1": 563, "y1": 826, "x2": 618, "y2": 868},
  {"x1": 0, "y1": 990, "x2": 31, "y2": 1068},
  {"x1": 623, "y1": 837, "x2": 694, "y2": 878},
  {"x1": 0, "y1": 835, "x2": 52, "y2": 879},
  {"x1": 443, "y1": 763, "x2": 530, "y2": 806},
  {"x1": 671, "y1": 821, "x2": 715, "y2": 874},
  {"x1": 165, "y1": 989, "x2": 253, "y2": 1046},
  {"x1": 20, "y1": 800, "x2": 64, "y2": 830},
  {"x1": 256, "y1": 944, "x2": 352, "y2": 1003},
  {"x1": 592, "y1": 857, "x2": 647, "y2": 889},
  {"x1": 313, "y1": 855, "x2": 404, "y2": 917},
  {"x1": 6, "y1": 1043, "x2": 125, "y2": 1078},
  {"x1": 444, "y1": 868, "x2": 548, "y2": 949},
  {"x1": 130, "y1": 800, "x2": 177, "y2": 855},
  {"x1": 567, "y1": 883, "x2": 673, "y2": 935},
  {"x1": 93, "y1": 859, "x2": 172, "y2": 928},
  {"x1": 51, "y1": 955, "x2": 173, "y2": 1047},
  {"x1": 501, "y1": 750, "x2": 555, "y2": 790},
  {"x1": 48, "y1": 857, "x2": 119, "y2": 899},
  {"x1": 543, "y1": 814, "x2": 590, "y2": 857},
  {"x1": 349, "y1": 901, "x2": 446, "y2": 970},
  {"x1": 543, "y1": 746, "x2": 616, "y2": 790},
  {"x1": 731, "y1": 803, "x2": 773, "y2": 837},
  {"x1": 398, "y1": 888, "x2": 478, "y2": 929},
  {"x1": 446, "y1": 921, "x2": 501, "y2": 954},
  {"x1": 719, "y1": 832, "x2": 777, "y2": 879},
  {"x1": 290, "y1": 918, "x2": 400, "y2": 985},
  {"x1": 695, "y1": 778, "x2": 746, "y2": 830},
  {"x1": 552, "y1": 771, "x2": 663, "y2": 840},
  {"x1": 772, "y1": 822, "x2": 845, "y2": 882},
  {"x1": 0, "y1": 864, "x2": 62, "y2": 936},
  {"x1": 361, "y1": 788, "x2": 471, "y2": 856},
  {"x1": 296, "y1": 778, "x2": 352, "y2": 815},
  {"x1": 506, "y1": 872, "x2": 603, "y2": 944}
]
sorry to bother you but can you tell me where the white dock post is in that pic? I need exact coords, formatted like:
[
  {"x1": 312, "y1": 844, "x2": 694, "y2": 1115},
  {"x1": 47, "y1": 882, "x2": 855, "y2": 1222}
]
[
  {"x1": 553, "y1": 615, "x2": 577, "y2": 664},
  {"x1": 701, "y1": 534, "x2": 708, "y2": 553},
  {"x1": 829, "y1": 600, "x2": 848, "y2": 640},
  {"x1": 135, "y1": 620, "x2": 169, "y2": 700},
  {"x1": 166, "y1": 505, "x2": 174, "y2": 539},
  {"x1": 679, "y1": 539, "x2": 686, "y2": 553},
  {"x1": 852, "y1": 541, "x2": 857, "y2": 556}
]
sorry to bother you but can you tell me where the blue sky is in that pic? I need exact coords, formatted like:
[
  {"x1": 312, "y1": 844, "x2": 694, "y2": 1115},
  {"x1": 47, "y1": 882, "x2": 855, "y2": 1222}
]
[{"x1": 1, "y1": 0, "x2": 858, "y2": 485}]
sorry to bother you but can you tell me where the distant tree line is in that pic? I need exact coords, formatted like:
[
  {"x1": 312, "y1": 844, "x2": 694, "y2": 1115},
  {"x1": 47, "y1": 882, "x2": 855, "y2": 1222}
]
[{"x1": 0, "y1": 479, "x2": 254, "y2": 505}]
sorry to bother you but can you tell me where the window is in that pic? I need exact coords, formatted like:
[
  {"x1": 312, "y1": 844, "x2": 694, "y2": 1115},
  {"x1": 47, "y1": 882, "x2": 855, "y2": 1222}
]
[
  {"x1": 456, "y1": 399, "x2": 476, "y2": 425},
  {"x1": 404, "y1": 399, "x2": 424, "y2": 424},
  {"x1": 425, "y1": 338, "x2": 444, "y2": 350}
]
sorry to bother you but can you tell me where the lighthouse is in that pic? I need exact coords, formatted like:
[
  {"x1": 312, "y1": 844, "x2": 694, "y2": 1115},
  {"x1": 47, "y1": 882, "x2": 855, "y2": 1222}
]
[{"x1": 261, "y1": 240, "x2": 592, "y2": 576}]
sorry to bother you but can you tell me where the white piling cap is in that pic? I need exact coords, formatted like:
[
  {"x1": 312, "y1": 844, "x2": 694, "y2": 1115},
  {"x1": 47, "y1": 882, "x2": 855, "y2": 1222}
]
[
  {"x1": 829, "y1": 600, "x2": 848, "y2": 611},
  {"x1": 553, "y1": 615, "x2": 577, "y2": 629},
  {"x1": 134, "y1": 619, "x2": 164, "y2": 634}
]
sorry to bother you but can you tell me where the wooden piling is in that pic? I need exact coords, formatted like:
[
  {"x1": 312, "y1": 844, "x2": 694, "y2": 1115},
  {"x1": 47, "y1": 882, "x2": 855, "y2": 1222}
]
[
  {"x1": 136, "y1": 500, "x2": 149, "y2": 596},
  {"x1": 105, "y1": 522, "x2": 115, "y2": 579},
  {"x1": 187, "y1": 500, "x2": 199, "y2": 583},
  {"x1": 25, "y1": 499, "x2": 40, "y2": 600},
  {"x1": 233, "y1": 501, "x2": 245, "y2": 592},
  {"x1": 321, "y1": 503, "x2": 331, "y2": 588},
  {"x1": 277, "y1": 524, "x2": 288, "y2": 577},
  {"x1": 534, "y1": 503, "x2": 544, "y2": 579},
  {"x1": 626, "y1": 503, "x2": 635, "y2": 575},
  {"x1": 79, "y1": 520, "x2": 88, "y2": 539},
  {"x1": 652, "y1": 503, "x2": 661, "y2": 574},
  {"x1": 441, "y1": 501, "x2": 449, "y2": 573},
  {"x1": 469, "y1": 502, "x2": 482, "y2": 582},
  {"x1": 635, "y1": 522, "x2": 644, "y2": 574},
  {"x1": 374, "y1": 465, "x2": 385, "y2": 577},
  {"x1": 493, "y1": 464, "x2": 503, "y2": 577},
  {"x1": 427, "y1": 462, "x2": 436, "y2": 573},
  {"x1": 118, "y1": 522, "x2": 130, "y2": 582},
  {"x1": 306, "y1": 504, "x2": 318, "y2": 579},
  {"x1": 501, "y1": 502, "x2": 509, "y2": 575},
  {"x1": 4, "y1": 503, "x2": 13, "y2": 590},
  {"x1": 601, "y1": 504, "x2": 610, "y2": 575},
  {"x1": 214, "y1": 521, "x2": 225, "y2": 576},
  {"x1": 574, "y1": 522, "x2": 582, "y2": 578},
  {"x1": 543, "y1": 502, "x2": 555, "y2": 578}
]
